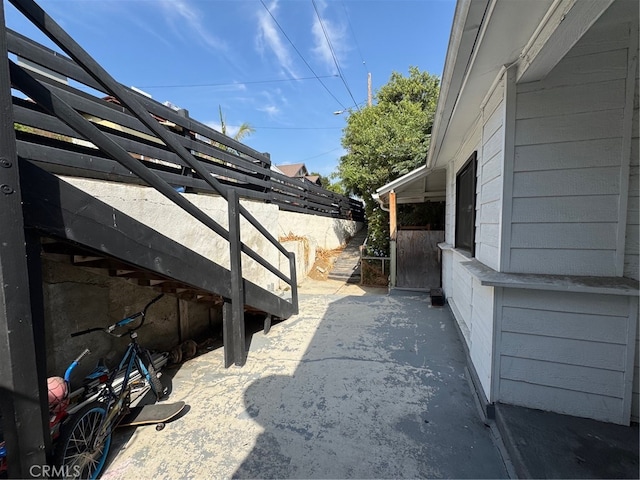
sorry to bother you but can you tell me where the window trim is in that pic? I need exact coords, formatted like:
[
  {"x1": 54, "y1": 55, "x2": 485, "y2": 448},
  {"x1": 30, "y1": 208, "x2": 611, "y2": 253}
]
[{"x1": 455, "y1": 151, "x2": 477, "y2": 256}]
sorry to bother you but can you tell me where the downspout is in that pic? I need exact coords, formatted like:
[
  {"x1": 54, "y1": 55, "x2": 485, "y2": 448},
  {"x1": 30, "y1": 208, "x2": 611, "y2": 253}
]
[{"x1": 372, "y1": 190, "x2": 397, "y2": 287}]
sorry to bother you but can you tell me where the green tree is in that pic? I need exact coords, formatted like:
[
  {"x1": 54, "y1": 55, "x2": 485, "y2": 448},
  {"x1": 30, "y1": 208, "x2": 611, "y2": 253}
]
[{"x1": 337, "y1": 66, "x2": 439, "y2": 254}]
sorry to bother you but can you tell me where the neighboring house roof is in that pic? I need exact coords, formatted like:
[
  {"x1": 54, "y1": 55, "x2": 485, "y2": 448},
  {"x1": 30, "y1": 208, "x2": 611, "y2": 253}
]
[
  {"x1": 304, "y1": 175, "x2": 322, "y2": 186},
  {"x1": 276, "y1": 163, "x2": 308, "y2": 178}
]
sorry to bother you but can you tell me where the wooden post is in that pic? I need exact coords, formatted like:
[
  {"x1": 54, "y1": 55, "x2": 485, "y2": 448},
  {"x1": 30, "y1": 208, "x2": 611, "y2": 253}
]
[
  {"x1": 222, "y1": 302, "x2": 234, "y2": 368},
  {"x1": 178, "y1": 297, "x2": 189, "y2": 343},
  {"x1": 0, "y1": 2, "x2": 49, "y2": 475},
  {"x1": 389, "y1": 190, "x2": 397, "y2": 287},
  {"x1": 288, "y1": 251, "x2": 298, "y2": 315},
  {"x1": 227, "y1": 189, "x2": 246, "y2": 366}
]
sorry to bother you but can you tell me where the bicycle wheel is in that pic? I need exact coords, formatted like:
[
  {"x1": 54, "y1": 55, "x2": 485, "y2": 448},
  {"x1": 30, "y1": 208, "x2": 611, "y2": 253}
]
[
  {"x1": 137, "y1": 351, "x2": 164, "y2": 401},
  {"x1": 54, "y1": 401, "x2": 112, "y2": 479}
]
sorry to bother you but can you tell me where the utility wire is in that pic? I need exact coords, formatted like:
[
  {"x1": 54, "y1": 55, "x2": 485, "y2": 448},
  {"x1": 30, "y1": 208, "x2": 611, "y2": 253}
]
[
  {"x1": 300, "y1": 146, "x2": 343, "y2": 162},
  {"x1": 311, "y1": 0, "x2": 360, "y2": 111},
  {"x1": 259, "y1": 0, "x2": 347, "y2": 111},
  {"x1": 340, "y1": 0, "x2": 369, "y2": 75},
  {"x1": 137, "y1": 75, "x2": 338, "y2": 89}
]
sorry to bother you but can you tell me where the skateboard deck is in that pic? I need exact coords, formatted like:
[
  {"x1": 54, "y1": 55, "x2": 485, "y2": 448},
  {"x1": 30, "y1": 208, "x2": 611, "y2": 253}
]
[{"x1": 119, "y1": 401, "x2": 185, "y2": 427}]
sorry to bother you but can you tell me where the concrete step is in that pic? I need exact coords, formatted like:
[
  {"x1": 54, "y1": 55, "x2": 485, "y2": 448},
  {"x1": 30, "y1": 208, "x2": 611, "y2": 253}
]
[{"x1": 325, "y1": 227, "x2": 367, "y2": 284}]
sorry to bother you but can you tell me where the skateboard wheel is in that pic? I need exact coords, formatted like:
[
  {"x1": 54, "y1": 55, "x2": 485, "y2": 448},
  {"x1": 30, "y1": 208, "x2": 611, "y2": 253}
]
[
  {"x1": 181, "y1": 340, "x2": 197, "y2": 359},
  {"x1": 169, "y1": 347, "x2": 182, "y2": 364},
  {"x1": 156, "y1": 423, "x2": 165, "y2": 431}
]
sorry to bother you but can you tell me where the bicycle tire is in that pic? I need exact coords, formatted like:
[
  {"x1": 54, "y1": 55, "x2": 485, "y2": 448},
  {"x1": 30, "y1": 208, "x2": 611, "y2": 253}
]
[
  {"x1": 138, "y1": 351, "x2": 164, "y2": 401},
  {"x1": 54, "y1": 401, "x2": 112, "y2": 479}
]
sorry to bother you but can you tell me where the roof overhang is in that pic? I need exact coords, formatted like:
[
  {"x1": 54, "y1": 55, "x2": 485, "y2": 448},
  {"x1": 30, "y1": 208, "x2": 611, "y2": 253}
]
[
  {"x1": 373, "y1": 165, "x2": 447, "y2": 208},
  {"x1": 374, "y1": 0, "x2": 617, "y2": 204},
  {"x1": 426, "y1": 0, "x2": 615, "y2": 169}
]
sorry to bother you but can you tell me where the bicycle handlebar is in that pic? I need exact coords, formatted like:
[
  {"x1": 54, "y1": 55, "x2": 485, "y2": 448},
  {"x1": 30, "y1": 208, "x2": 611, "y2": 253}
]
[
  {"x1": 70, "y1": 327, "x2": 103, "y2": 338},
  {"x1": 70, "y1": 294, "x2": 165, "y2": 337}
]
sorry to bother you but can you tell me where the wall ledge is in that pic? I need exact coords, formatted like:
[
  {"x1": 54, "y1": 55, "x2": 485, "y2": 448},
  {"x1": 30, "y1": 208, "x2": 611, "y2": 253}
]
[{"x1": 457, "y1": 257, "x2": 639, "y2": 296}]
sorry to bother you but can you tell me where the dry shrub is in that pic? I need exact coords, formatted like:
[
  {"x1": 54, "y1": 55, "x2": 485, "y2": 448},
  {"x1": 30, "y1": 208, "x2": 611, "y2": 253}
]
[{"x1": 361, "y1": 259, "x2": 389, "y2": 287}]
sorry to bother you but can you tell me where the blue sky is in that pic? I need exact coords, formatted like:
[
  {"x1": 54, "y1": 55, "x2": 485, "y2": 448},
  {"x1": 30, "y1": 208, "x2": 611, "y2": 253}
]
[{"x1": 5, "y1": 0, "x2": 456, "y2": 178}]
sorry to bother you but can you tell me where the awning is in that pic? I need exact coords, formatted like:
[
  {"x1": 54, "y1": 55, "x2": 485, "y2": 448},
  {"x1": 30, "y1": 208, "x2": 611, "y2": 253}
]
[{"x1": 373, "y1": 165, "x2": 446, "y2": 208}]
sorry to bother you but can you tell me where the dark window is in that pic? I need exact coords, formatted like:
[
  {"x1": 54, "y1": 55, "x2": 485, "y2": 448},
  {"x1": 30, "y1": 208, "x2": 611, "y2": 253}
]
[{"x1": 455, "y1": 152, "x2": 477, "y2": 255}]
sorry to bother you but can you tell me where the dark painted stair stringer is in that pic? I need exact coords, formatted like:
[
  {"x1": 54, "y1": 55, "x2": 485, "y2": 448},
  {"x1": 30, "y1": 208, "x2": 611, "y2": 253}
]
[{"x1": 19, "y1": 160, "x2": 296, "y2": 320}]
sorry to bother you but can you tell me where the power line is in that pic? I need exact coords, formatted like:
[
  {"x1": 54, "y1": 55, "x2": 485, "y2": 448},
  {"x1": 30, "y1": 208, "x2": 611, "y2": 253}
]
[
  {"x1": 259, "y1": 0, "x2": 347, "y2": 111},
  {"x1": 311, "y1": 0, "x2": 360, "y2": 111},
  {"x1": 300, "y1": 146, "x2": 344, "y2": 162},
  {"x1": 137, "y1": 75, "x2": 338, "y2": 89},
  {"x1": 340, "y1": 0, "x2": 368, "y2": 75}
]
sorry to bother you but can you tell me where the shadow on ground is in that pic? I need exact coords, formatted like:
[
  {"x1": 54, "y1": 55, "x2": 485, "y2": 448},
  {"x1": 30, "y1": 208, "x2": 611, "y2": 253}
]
[
  {"x1": 101, "y1": 288, "x2": 509, "y2": 479},
  {"x1": 233, "y1": 291, "x2": 508, "y2": 479}
]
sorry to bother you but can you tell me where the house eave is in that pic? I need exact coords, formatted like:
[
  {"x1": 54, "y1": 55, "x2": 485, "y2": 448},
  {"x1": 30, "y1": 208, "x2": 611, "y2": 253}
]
[
  {"x1": 374, "y1": 166, "x2": 447, "y2": 208},
  {"x1": 427, "y1": 0, "x2": 614, "y2": 170}
]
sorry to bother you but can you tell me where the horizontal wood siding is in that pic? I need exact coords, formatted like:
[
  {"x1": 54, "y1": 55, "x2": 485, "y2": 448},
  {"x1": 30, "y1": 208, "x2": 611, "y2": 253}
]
[
  {"x1": 634, "y1": 324, "x2": 640, "y2": 422},
  {"x1": 511, "y1": 23, "x2": 630, "y2": 276},
  {"x1": 469, "y1": 278, "x2": 494, "y2": 398},
  {"x1": 451, "y1": 254, "x2": 473, "y2": 342},
  {"x1": 625, "y1": 61, "x2": 639, "y2": 281},
  {"x1": 477, "y1": 78, "x2": 504, "y2": 271},
  {"x1": 498, "y1": 289, "x2": 636, "y2": 424},
  {"x1": 447, "y1": 124, "x2": 481, "y2": 249},
  {"x1": 630, "y1": 60, "x2": 639, "y2": 421}
]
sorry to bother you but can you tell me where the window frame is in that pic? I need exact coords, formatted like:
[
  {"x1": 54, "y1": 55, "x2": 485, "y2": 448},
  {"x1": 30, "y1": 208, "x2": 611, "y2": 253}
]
[{"x1": 454, "y1": 151, "x2": 477, "y2": 256}]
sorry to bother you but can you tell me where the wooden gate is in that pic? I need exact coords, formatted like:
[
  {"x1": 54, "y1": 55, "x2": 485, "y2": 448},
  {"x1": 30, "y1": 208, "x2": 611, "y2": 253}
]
[{"x1": 396, "y1": 229, "x2": 444, "y2": 290}]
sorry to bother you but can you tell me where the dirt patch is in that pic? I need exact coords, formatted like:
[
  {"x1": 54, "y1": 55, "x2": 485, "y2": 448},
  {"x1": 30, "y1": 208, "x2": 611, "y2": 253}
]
[
  {"x1": 307, "y1": 247, "x2": 344, "y2": 281},
  {"x1": 361, "y1": 259, "x2": 389, "y2": 287}
]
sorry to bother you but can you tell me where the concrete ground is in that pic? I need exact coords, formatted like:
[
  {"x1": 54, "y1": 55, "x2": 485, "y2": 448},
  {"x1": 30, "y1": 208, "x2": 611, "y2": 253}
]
[
  {"x1": 101, "y1": 279, "x2": 510, "y2": 479},
  {"x1": 495, "y1": 403, "x2": 639, "y2": 479}
]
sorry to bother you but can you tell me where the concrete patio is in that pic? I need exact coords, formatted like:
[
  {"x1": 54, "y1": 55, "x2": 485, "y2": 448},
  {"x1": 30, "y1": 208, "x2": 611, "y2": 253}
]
[{"x1": 101, "y1": 279, "x2": 511, "y2": 479}]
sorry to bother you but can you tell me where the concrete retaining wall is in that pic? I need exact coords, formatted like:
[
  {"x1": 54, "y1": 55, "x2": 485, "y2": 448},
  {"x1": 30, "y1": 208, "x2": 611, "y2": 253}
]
[
  {"x1": 45, "y1": 178, "x2": 363, "y2": 376},
  {"x1": 62, "y1": 177, "x2": 363, "y2": 291},
  {"x1": 42, "y1": 257, "x2": 214, "y2": 378}
]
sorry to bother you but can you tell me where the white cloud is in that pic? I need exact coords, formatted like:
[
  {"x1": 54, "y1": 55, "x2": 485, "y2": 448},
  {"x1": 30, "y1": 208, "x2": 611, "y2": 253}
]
[
  {"x1": 255, "y1": 1, "x2": 298, "y2": 78},
  {"x1": 205, "y1": 121, "x2": 223, "y2": 133},
  {"x1": 311, "y1": 1, "x2": 348, "y2": 74},
  {"x1": 256, "y1": 89, "x2": 286, "y2": 119},
  {"x1": 157, "y1": 0, "x2": 227, "y2": 52},
  {"x1": 258, "y1": 104, "x2": 280, "y2": 117}
]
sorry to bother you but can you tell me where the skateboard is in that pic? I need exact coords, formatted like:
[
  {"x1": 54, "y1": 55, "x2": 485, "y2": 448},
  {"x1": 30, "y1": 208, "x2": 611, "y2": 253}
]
[{"x1": 119, "y1": 401, "x2": 186, "y2": 431}]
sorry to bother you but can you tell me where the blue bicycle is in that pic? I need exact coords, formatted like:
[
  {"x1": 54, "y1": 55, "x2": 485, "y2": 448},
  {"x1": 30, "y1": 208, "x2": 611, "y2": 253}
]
[{"x1": 54, "y1": 294, "x2": 166, "y2": 479}]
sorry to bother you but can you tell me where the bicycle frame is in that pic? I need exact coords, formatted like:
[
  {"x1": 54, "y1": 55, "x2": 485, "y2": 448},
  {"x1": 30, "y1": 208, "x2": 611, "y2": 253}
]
[
  {"x1": 91, "y1": 335, "x2": 153, "y2": 448},
  {"x1": 68, "y1": 294, "x2": 165, "y2": 452}
]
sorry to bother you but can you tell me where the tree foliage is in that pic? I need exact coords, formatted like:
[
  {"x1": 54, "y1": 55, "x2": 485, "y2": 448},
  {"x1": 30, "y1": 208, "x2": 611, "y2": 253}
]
[{"x1": 337, "y1": 66, "x2": 440, "y2": 254}]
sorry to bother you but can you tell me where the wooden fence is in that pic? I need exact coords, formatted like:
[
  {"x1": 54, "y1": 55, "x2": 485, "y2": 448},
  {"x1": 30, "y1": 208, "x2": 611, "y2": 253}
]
[{"x1": 7, "y1": 28, "x2": 364, "y2": 221}]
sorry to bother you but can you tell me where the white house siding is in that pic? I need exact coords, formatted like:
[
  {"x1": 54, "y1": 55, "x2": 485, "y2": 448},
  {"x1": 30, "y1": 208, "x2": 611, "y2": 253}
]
[
  {"x1": 442, "y1": 103, "x2": 501, "y2": 400},
  {"x1": 629, "y1": 57, "x2": 639, "y2": 422},
  {"x1": 497, "y1": 289, "x2": 637, "y2": 425},
  {"x1": 469, "y1": 278, "x2": 495, "y2": 397},
  {"x1": 510, "y1": 20, "x2": 631, "y2": 276},
  {"x1": 634, "y1": 319, "x2": 639, "y2": 422},
  {"x1": 477, "y1": 77, "x2": 505, "y2": 271},
  {"x1": 450, "y1": 251, "x2": 473, "y2": 345},
  {"x1": 444, "y1": 249, "x2": 495, "y2": 402},
  {"x1": 626, "y1": 67, "x2": 639, "y2": 281},
  {"x1": 442, "y1": 123, "x2": 481, "y2": 334}
]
